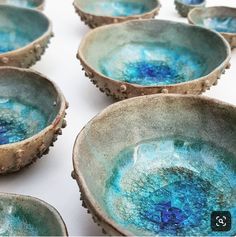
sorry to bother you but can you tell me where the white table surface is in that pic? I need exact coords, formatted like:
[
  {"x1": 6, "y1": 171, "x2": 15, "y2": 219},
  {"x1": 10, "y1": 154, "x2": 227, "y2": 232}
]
[{"x1": 0, "y1": 0, "x2": 235, "y2": 236}]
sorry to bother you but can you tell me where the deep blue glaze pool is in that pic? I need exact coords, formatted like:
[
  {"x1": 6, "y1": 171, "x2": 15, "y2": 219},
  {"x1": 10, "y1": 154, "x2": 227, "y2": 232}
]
[
  {"x1": 203, "y1": 17, "x2": 236, "y2": 33},
  {"x1": 83, "y1": 1, "x2": 150, "y2": 17},
  {"x1": 0, "y1": 28, "x2": 32, "y2": 53},
  {"x1": 181, "y1": 0, "x2": 204, "y2": 4},
  {"x1": 100, "y1": 43, "x2": 206, "y2": 86},
  {"x1": 105, "y1": 137, "x2": 236, "y2": 236},
  {"x1": 0, "y1": 98, "x2": 46, "y2": 145}
]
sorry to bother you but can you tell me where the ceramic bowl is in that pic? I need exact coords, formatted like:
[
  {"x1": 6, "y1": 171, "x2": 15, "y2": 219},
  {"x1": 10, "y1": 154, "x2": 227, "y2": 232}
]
[
  {"x1": 0, "y1": 67, "x2": 68, "y2": 174},
  {"x1": 73, "y1": 0, "x2": 161, "y2": 28},
  {"x1": 0, "y1": 5, "x2": 52, "y2": 68},
  {"x1": 0, "y1": 0, "x2": 45, "y2": 10},
  {"x1": 78, "y1": 20, "x2": 231, "y2": 100},
  {"x1": 188, "y1": 6, "x2": 236, "y2": 49},
  {"x1": 175, "y1": 0, "x2": 206, "y2": 17},
  {"x1": 72, "y1": 94, "x2": 236, "y2": 236},
  {"x1": 0, "y1": 193, "x2": 68, "y2": 236}
]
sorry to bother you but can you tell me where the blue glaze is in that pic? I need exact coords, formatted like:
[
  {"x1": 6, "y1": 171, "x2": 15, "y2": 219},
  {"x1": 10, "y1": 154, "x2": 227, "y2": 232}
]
[
  {"x1": 0, "y1": 29, "x2": 32, "y2": 53},
  {"x1": 2, "y1": 0, "x2": 39, "y2": 8},
  {"x1": 100, "y1": 43, "x2": 206, "y2": 86},
  {"x1": 84, "y1": 1, "x2": 150, "y2": 17},
  {"x1": 0, "y1": 98, "x2": 46, "y2": 145},
  {"x1": 105, "y1": 137, "x2": 236, "y2": 236},
  {"x1": 203, "y1": 17, "x2": 236, "y2": 33},
  {"x1": 181, "y1": 0, "x2": 204, "y2": 5}
]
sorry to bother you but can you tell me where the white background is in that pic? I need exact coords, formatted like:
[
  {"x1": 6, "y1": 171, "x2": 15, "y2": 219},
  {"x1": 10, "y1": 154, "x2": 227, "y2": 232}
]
[{"x1": 0, "y1": 0, "x2": 235, "y2": 235}]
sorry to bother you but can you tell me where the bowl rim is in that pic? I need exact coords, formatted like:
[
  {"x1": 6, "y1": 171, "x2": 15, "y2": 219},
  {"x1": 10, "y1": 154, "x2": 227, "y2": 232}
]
[
  {"x1": 78, "y1": 19, "x2": 231, "y2": 89},
  {"x1": 0, "y1": 0, "x2": 45, "y2": 10},
  {"x1": 0, "y1": 66, "x2": 67, "y2": 148},
  {"x1": 188, "y1": 6, "x2": 236, "y2": 36},
  {"x1": 72, "y1": 93, "x2": 236, "y2": 236},
  {"x1": 0, "y1": 5, "x2": 52, "y2": 57},
  {"x1": 175, "y1": 0, "x2": 206, "y2": 7},
  {"x1": 73, "y1": 0, "x2": 161, "y2": 19},
  {"x1": 0, "y1": 192, "x2": 68, "y2": 236}
]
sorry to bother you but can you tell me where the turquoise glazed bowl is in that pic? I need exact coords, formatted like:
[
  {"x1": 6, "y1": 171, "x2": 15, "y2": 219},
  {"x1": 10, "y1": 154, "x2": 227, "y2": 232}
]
[
  {"x1": 0, "y1": 0, "x2": 45, "y2": 10},
  {"x1": 73, "y1": 0, "x2": 161, "y2": 28},
  {"x1": 72, "y1": 94, "x2": 236, "y2": 236},
  {"x1": 78, "y1": 20, "x2": 230, "y2": 99},
  {"x1": 175, "y1": 0, "x2": 206, "y2": 17},
  {"x1": 0, "y1": 5, "x2": 52, "y2": 67},
  {"x1": 0, "y1": 67, "x2": 67, "y2": 174},
  {"x1": 0, "y1": 193, "x2": 68, "y2": 236},
  {"x1": 189, "y1": 6, "x2": 236, "y2": 49}
]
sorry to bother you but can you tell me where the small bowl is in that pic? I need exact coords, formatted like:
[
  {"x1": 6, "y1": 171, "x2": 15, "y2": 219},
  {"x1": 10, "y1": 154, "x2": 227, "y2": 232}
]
[
  {"x1": 0, "y1": 0, "x2": 45, "y2": 10},
  {"x1": 72, "y1": 94, "x2": 236, "y2": 236},
  {"x1": 78, "y1": 20, "x2": 230, "y2": 100},
  {"x1": 188, "y1": 6, "x2": 236, "y2": 49},
  {"x1": 73, "y1": 0, "x2": 161, "y2": 28},
  {"x1": 0, "y1": 67, "x2": 68, "y2": 174},
  {"x1": 0, "y1": 193, "x2": 68, "y2": 236},
  {"x1": 0, "y1": 5, "x2": 52, "y2": 68},
  {"x1": 175, "y1": 0, "x2": 206, "y2": 17}
]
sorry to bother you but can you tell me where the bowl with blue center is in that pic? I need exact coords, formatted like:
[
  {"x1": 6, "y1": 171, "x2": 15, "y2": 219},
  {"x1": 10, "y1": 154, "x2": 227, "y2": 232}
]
[
  {"x1": 0, "y1": 5, "x2": 52, "y2": 68},
  {"x1": 73, "y1": 0, "x2": 161, "y2": 28},
  {"x1": 78, "y1": 20, "x2": 230, "y2": 100},
  {"x1": 175, "y1": 0, "x2": 206, "y2": 17},
  {"x1": 0, "y1": 0, "x2": 45, "y2": 10},
  {"x1": 72, "y1": 94, "x2": 236, "y2": 236},
  {"x1": 0, "y1": 67, "x2": 67, "y2": 174},
  {"x1": 0, "y1": 193, "x2": 68, "y2": 236},
  {"x1": 188, "y1": 6, "x2": 236, "y2": 49}
]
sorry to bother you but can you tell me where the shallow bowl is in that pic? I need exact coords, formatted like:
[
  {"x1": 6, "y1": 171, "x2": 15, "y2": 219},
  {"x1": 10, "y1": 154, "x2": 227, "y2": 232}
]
[
  {"x1": 0, "y1": 0, "x2": 45, "y2": 10},
  {"x1": 175, "y1": 0, "x2": 206, "y2": 17},
  {"x1": 73, "y1": 0, "x2": 161, "y2": 28},
  {"x1": 0, "y1": 67, "x2": 67, "y2": 174},
  {"x1": 72, "y1": 94, "x2": 236, "y2": 236},
  {"x1": 0, "y1": 5, "x2": 52, "y2": 68},
  {"x1": 0, "y1": 193, "x2": 68, "y2": 236},
  {"x1": 188, "y1": 6, "x2": 236, "y2": 49},
  {"x1": 78, "y1": 20, "x2": 230, "y2": 100}
]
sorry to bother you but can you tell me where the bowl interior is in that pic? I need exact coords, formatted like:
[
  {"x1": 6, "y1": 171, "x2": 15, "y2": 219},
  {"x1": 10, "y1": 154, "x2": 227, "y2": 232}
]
[
  {"x1": 81, "y1": 20, "x2": 229, "y2": 86},
  {"x1": 0, "y1": 69, "x2": 61, "y2": 145},
  {"x1": 190, "y1": 7, "x2": 236, "y2": 34},
  {"x1": 0, "y1": 5, "x2": 49, "y2": 53},
  {"x1": 178, "y1": 0, "x2": 205, "y2": 5},
  {"x1": 74, "y1": 0, "x2": 158, "y2": 17},
  {"x1": 0, "y1": 194, "x2": 66, "y2": 236},
  {"x1": 74, "y1": 95, "x2": 236, "y2": 235},
  {"x1": 0, "y1": 0, "x2": 43, "y2": 9}
]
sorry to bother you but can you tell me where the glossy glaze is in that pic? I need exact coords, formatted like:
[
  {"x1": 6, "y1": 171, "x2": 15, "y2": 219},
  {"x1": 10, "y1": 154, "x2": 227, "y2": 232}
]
[{"x1": 105, "y1": 137, "x2": 236, "y2": 235}]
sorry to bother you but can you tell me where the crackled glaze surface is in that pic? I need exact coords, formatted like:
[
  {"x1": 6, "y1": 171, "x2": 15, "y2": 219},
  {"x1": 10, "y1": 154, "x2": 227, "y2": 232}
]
[
  {"x1": 105, "y1": 136, "x2": 236, "y2": 236},
  {"x1": 0, "y1": 97, "x2": 46, "y2": 145},
  {"x1": 0, "y1": 0, "x2": 40, "y2": 8},
  {"x1": 100, "y1": 43, "x2": 206, "y2": 86},
  {"x1": 203, "y1": 17, "x2": 236, "y2": 33}
]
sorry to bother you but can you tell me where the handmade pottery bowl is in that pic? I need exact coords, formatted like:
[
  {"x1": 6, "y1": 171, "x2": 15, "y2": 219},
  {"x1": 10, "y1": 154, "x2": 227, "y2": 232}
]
[
  {"x1": 72, "y1": 94, "x2": 236, "y2": 236},
  {"x1": 0, "y1": 67, "x2": 68, "y2": 174},
  {"x1": 78, "y1": 20, "x2": 230, "y2": 100},
  {"x1": 188, "y1": 6, "x2": 236, "y2": 49},
  {"x1": 73, "y1": 0, "x2": 161, "y2": 28},
  {"x1": 0, "y1": 193, "x2": 68, "y2": 236},
  {"x1": 175, "y1": 0, "x2": 206, "y2": 17},
  {"x1": 0, "y1": 0, "x2": 45, "y2": 10},
  {"x1": 0, "y1": 5, "x2": 52, "y2": 68}
]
